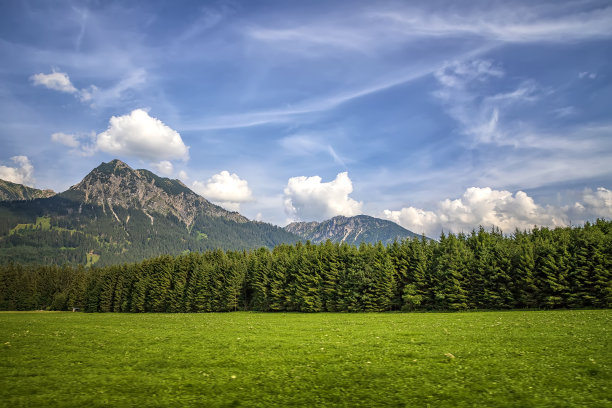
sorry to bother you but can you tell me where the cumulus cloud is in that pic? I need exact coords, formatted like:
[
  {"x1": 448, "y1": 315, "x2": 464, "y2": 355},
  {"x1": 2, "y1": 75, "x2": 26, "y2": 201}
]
[
  {"x1": 30, "y1": 71, "x2": 95, "y2": 102},
  {"x1": 192, "y1": 171, "x2": 253, "y2": 211},
  {"x1": 284, "y1": 172, "x2": 362, "y2": 221},
  {"x1": 95, "y1": 109, "x2": 189, "y2": 161},
  {"x1": 384, "y1": 187, "x2": 612, "y2": 237},
  {"x1": 569, "y1": 188, "x2": 612, "y2": 220},
  {"x1": 383, "y1": 207, "x2": 439, "y2": 237},
  {"x1": 152, "y1": 160, "x2": 174, "y2": 176},
  {"x1": 0, "y1": 156, "x2": 35, "y2": 187},
  {"x1": 31, "y1": 72, "x2": 78, "y2": 94}
]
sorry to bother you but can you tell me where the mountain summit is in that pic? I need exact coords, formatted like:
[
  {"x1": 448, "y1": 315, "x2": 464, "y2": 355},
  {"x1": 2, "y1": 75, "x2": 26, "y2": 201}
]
[{"x1": 61, "y1": 159, "x2": 246, "y2": 227}]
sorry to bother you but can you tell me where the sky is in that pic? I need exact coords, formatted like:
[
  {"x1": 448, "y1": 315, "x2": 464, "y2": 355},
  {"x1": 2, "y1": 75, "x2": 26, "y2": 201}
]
[{"x1": 0, "y1": 0, "x2": 611, "y2": 237}]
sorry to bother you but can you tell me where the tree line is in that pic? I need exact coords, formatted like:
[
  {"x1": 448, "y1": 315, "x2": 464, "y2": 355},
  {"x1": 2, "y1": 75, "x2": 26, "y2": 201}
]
[{"x1": 1, "y1": 220, "x2": 610, "y2": 312}]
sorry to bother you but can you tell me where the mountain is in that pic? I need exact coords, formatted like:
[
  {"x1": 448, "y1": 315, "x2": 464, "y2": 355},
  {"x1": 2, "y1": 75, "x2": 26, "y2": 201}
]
[
  {"x1": 284, "y1": 215, "x2": 424, "y2": 245},
  {"x1": 60, "y1": 159, "x2": 247, "y2": 227},
  {"x1": 0, "y1": 179, "x2": 55, "y2": 201},
  {"x1": 0, "y1": 160, "x2": 299, "y2": 266}
]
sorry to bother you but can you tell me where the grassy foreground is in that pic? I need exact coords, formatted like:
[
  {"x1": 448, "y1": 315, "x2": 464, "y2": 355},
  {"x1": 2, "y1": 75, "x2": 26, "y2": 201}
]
[{"x1": 1, "y1": 311, "x2": 610, "y2": 407}]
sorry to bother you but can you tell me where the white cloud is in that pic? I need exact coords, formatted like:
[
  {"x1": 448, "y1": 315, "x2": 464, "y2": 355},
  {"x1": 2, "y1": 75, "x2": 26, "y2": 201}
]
[
  {"x1": 31, "y1": 69, "x2": 145, "y2": 105},
  {"x1": 50, "y1": 131, "x2": 97, "y2": 156},
  {"x1": 192, "y1": 171, "x2": 253, "y2": 211},
  {"x1": 30, "y1": 71, "x2": 95, "y2": 102},
  {"x1": 247, "y1": 3, "x2": 612, "y2": 60},
  {"x1": 383, "y1": 187, "x2": 612, "y2": 237},
  {"x1": 0, "y1": 156, "x2": 35, "y2": 187},
  {"x1": 283, "y1": 172, "x2": 362, "y2": 221},
  {"x1": 51, "y1": 132, "x2": 80, "y2": 148},
  {"x1": 31, "y1": 71, "x2": 78, "y2": 94},
  {"x1": 383, "y1": 207, "x2": 438, "y2": 237},
  {"x1": 152, "y1": 160, "x2": 174, "y2": 176},
  {"x1": 569, "y1": 187, "x2": 612, "y2": 220},
  {"x1": 95, "y1": 109, "x2": 189, "y2": 161}
]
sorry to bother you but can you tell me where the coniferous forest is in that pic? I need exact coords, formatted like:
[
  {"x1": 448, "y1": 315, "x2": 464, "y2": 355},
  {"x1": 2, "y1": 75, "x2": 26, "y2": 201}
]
[{"x1": 1, "y1": 220, "x2": 610, "y2": 312}]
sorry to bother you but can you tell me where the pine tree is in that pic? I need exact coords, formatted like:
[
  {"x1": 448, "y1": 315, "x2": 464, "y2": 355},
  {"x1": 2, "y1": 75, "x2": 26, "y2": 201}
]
[
  {"x1": 512, "y1": 230, "x2": 539, "y2": 308},
  {"x1": 320, "y1": 240, "x2": 340, "y2": 312},
  {"x1": 430, "y1": 233, "x2": 469, "y2": 310}
]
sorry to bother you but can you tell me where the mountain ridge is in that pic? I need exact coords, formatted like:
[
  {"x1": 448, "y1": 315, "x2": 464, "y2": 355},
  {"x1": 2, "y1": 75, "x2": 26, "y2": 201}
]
[
  {"x1": 0, "y1": 179, "x2": 55, "y2": 201},
  {"x1": 285, "y1": 214, "x2": 424, "y2": 244}
]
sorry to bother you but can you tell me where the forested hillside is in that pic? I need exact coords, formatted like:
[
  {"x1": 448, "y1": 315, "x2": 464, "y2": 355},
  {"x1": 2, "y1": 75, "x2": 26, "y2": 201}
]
[{"x1": 1, "y1": 220, "x2": 609, "y2": 312}]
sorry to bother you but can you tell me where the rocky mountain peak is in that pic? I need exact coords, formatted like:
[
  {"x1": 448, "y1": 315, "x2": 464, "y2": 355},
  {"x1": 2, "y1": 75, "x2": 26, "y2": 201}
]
[{"x1": 60, "y1": 159, "x2": 248, "y2": 227}]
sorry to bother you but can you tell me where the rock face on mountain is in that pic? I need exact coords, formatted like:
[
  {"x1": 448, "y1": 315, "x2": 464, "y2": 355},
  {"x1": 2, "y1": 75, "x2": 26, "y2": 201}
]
[
  {"x1": 0, "y1": 179, "x2": 55, "y2": 201},
  {"x1": 285, "y1": 215, "x2": 423, "y2": 245},
  {"x1": 61, "y1": 159, "x2": 247, "y2": 227}
]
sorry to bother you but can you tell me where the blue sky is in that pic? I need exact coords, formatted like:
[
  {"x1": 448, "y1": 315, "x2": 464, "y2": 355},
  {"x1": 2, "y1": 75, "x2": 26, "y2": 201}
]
[{"x1": 1, "y1": 0, "x2": 611, "y2": 236}]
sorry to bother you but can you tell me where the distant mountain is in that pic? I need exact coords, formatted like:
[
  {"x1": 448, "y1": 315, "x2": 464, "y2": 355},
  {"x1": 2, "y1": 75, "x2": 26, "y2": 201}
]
[
  {"x1": 284, "y1": 215, "x2": 424, "y2": 245},
  {"x1": 0, "y1": 179, "x2": 55, "y2": 201},
  {"x1": 0, "y1": 160, "x2": 299, "y2": 266}
]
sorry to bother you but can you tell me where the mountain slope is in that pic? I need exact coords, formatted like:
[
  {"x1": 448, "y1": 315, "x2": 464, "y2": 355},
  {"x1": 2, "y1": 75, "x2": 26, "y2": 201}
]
[
  {"x1": 0, "y1": 160, "x2": 299, "y2": 266},
  {"x1": 0, "y1": 179, "x2": 55, "y2": 201},
  {"x1": 285, "y1": 215, "x2": 424, "y2": 245}
]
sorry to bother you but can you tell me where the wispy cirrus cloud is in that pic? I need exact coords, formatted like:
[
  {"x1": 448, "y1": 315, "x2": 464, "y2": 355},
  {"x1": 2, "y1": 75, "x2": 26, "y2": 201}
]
[
  {"x1": 187, "y1": 1, "x2": 612, "y2": 131},
  {"x1": 247, "y1": 3, "x2": 612, "y2": 57},
  {"x1": 181, "y1": 62, "x2": 448, "y2": 130},
  {"x1": 280, "y1": 133, "x2": 347, "y2": 167},
  {"x1": 370, "y1": 3, "x2": 612, "y2": 43},
  {"x1": 433, "y1": 59, "x2": 543, "y2": 145}
]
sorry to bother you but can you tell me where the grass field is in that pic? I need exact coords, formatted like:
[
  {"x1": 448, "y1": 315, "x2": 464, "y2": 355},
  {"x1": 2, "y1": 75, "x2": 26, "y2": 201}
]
[{"x1": 1, "y1": 311, "x2": 610, "y2": 407}]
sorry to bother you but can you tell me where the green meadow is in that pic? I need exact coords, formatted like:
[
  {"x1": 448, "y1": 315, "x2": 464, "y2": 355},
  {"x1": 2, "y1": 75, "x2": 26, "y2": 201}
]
[{"x1": 1, "y1": 310, "x2": 610, "y2": 407}]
